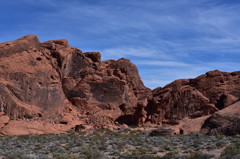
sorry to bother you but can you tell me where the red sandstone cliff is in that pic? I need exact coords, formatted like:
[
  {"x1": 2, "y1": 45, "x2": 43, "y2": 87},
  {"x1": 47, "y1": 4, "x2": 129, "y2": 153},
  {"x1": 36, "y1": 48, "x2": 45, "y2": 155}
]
[
  {"x1": 0, "y1": 35, "x2": 239, "y2": 135},
  {"x1": 146, "y1": 70, "x2": 240, "y2": 125},
  {"x1": 0, "y1": 35, "x2": 151, "y2": 135}
]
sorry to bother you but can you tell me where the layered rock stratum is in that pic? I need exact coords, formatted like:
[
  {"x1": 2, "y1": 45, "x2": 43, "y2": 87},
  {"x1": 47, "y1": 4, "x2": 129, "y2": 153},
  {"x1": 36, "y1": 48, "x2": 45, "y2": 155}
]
[{"x1": 0, "y1": 35, "x2": 239, "y2": 135}]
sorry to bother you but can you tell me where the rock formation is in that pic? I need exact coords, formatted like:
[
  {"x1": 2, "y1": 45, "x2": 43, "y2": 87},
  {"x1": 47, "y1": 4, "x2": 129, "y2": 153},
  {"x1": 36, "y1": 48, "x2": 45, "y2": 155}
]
[
  {"x1": 0, "y1": 35, "x2": 239, "y2": 135},
  {"x1": 146, "y1": 70, "x2": 240, "y2": 125},
  {"x1": 201, "y1": 101, "x2": 240, "y2": 135},
  {"x1": 0, "y1": 35, "x2": 150, "y2": 135}
]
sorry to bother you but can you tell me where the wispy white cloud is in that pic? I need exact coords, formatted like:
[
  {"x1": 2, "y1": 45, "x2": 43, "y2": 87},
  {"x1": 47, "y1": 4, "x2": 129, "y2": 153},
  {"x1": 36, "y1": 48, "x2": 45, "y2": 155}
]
[
  {"x1": 1, "y1": 0, "x2": 240, "y2": 89},
  {"x1": 139, "y1": 61, "x2": 239, "y2": 89},
  {"x1": 101, "y1": 47, "x2": 172, "y2": 60},
  {"x1": 135, "y1": 60, "x2": 190, "y2": 67}
]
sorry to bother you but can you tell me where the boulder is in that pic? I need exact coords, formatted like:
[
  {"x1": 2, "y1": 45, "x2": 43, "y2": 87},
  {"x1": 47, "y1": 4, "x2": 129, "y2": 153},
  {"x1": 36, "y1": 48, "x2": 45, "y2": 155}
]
[
  {"x1": 0, "y1": 113, "x2": 9, "y2": 128},
  {"x1": 179, "y1": 115, "x2": 210, "y2": 135},
  {"x1": 201, "y1": 101, "x2": 240, "y2": 135},
  {"x1": 84, "y1": 52, "x2": 101, "y2": 63}
]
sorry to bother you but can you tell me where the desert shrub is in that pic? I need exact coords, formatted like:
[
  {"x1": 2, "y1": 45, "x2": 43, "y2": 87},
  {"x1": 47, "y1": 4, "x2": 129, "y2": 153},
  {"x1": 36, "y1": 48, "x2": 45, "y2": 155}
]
[
  {"x1": 163, "y1": 145, "x2": 172, "y2": 151},
  {"x1": 5, "y1": 153, "x2": 31, "y2": 159},
  {"x1": 186, "y1": 151, "x2": 215, "y2": 159},
  {"x1": 161, "y1": 150, "x2": 179, "y2": 159},
  {"x1": 139, "y1": 154, "x2": 161, "y2": 159},
  {"x1": 53, "y1": 154, "x2": 80, "y2": 159},
  {"x1": 216, "y1": 134, "x2": 225, "y2": 140},
  {"x1": 220, "y1": 144, "x2": 240, "y2": 158},
  {"x1": 120, "y1": 153, "x2": 161, "y2": 159},
  {"x1": 216, "y1": 141, "x2": 226, "y2": 148},
  {"x1": 81, "y1": 148, "x2": 105, "y2": 159},
  {"x1": 17, "y1": 135, "x2": 30, "y2": 140}
]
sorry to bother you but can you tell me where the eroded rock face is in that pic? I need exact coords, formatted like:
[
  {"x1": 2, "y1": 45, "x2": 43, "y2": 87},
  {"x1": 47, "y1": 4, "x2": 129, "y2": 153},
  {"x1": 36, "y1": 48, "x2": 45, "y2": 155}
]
[
  {"x1": 0, "y1": 35, "x2": 39, "y2": 58},
  {"x1": 0, "y1": 35, "x2": 151, "y2": 135},
  {"x1": 0, "y1": 35, "x2": 67, "y2": 122},
  {"x1": 62, "y1": 56, "x2": 151, "y2": 126},
  {"x1": 42, "y1": 38, "x2": 151, "y2": 126},
  {"x1": 147, "y1": 70, "x2": 240, "y2": 125}
]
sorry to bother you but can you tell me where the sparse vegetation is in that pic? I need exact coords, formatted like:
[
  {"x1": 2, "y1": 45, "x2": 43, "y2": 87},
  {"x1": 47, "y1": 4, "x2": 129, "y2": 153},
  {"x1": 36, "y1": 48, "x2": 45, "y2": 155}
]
[
  {"x1": 0, "y1": 128, "x2": 240, "y2": 159},
  {"x1": 220, "y1": 144, "x2": 240, "y2": 158},
  {"x1": 185, "y1": 151, "x2": 215, "y2": 159}
]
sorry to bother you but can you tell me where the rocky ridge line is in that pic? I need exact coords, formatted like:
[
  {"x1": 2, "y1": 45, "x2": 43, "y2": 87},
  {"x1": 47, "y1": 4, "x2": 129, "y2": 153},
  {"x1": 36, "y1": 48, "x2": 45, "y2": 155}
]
[{"x1": 0, "y1": 35, "x2": 239, "y2": 135}]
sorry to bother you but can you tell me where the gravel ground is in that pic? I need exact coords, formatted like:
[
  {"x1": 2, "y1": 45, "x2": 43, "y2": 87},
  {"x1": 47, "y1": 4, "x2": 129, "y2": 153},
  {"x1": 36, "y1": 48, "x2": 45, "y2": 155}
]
[{"x1": 0, "y1": 128, "x2": 240, "y2": 159}]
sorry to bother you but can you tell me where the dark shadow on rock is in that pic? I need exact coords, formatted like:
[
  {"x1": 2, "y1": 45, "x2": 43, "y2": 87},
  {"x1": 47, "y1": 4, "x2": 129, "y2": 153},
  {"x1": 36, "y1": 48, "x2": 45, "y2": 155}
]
[{"x1": 115, "y1": 115, "x2": 135, "y2": 126}]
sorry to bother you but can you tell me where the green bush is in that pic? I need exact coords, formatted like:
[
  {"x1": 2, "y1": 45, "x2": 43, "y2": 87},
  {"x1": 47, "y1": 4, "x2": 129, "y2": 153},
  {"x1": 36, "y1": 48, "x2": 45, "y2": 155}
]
[
  {"x1": 5, "y1": 153, "x2": 31, "y2": 159},
  {"x1": 186, "y1": 151, "x2": 215, "y2": 159},
  {"x1": 53, "y1": 154, "x2": 80, "y2": 159},
  {"x1": 161, "y1": 150, "x2": 179, "y2": 159},
  {"x1": 81, "y1": 148, "x2": 105, "y2": 159},
  {"x1": 17, "y1": 135, "x2": 30, "y2": 140},
  {"x1": 220, "y1": 144, "x2": 240, "y2": 158}
]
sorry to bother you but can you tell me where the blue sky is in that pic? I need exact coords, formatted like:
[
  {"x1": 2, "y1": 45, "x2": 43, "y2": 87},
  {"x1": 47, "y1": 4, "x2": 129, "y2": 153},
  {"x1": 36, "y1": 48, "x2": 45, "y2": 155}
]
[{"x1": 0, "y1": 0, "x2": 240, "y2": 89}]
